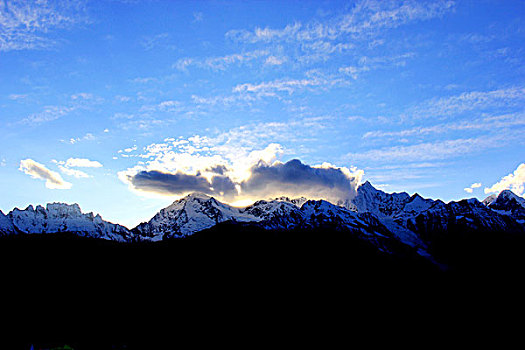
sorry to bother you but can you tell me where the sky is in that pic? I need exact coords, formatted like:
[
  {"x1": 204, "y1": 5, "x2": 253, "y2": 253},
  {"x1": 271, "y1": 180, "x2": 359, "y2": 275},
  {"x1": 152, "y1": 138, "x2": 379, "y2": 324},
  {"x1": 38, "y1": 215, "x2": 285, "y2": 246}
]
[{"x1": 1, "y1": 0, "x2": 524, "y2": 228}]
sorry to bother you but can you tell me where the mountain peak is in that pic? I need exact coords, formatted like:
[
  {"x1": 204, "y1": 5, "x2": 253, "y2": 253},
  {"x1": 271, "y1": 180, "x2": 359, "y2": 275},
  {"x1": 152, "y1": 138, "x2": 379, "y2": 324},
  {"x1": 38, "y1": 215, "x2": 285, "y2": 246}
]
[
  {"x1": 182, "y1": 192, "x2": 213, "y2": 201},
  {"x1": 499, "y1": 189, "x2": 521, "y2": 199},
  {"x1": 482, "y1": 194, "x2": 498, "y2": 206},
  {"x1": 272, "y1": 196, "x2": 308, "y2": 207},
  {"x1": 360, "y1": 180, "x2": 374, "y2": 189},
  {"x1": 484, "y1": 189, "x2": 525, "y2": 208},
  {"x1": 4, "y1": 202, "x2": 131, "y2": 241}
]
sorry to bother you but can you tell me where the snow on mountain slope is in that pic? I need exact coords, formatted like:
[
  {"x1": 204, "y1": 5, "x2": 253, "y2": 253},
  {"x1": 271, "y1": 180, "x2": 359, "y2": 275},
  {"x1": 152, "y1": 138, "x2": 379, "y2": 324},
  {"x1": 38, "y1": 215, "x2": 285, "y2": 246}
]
[
  {"x1": 483, "y1": 190, "x2": 525, "y2": 222},
  {"x1": 271, "y1": 196, "x2": 308, "y2": 208},
  {"x1": 299, "y1": 200, "x2": 388, "y2": 237},
  {"x1": 132, "y1": 193, "x2": 427, "y2": 257},
  {"x1": 401, "y1": 194, "x2": 435, "y2": 215},
  {"x1": 133, "y1": 193, "x2": 259, "y2": 240},
  {"x1": 407, "y1": 197, "x2": 522, "y2": 238},
  {"x1": 2, "y1": 183, "x2": 523, "y2": 254},
  {"x1": 242, "y1": 200, "x2": 302, "y2": 229},
  {"x1": 346, "y1": 182, "x2": 433, "y2": 248},
  {"x1": 350, "y1": 181, "x2": 411, "y2": 217},
  {"x1": 6, "y1": 203, "x2": 132, "y2": 242},
  {"x1": 482, "y1": 194, "x2": 498, "y2": 207}
]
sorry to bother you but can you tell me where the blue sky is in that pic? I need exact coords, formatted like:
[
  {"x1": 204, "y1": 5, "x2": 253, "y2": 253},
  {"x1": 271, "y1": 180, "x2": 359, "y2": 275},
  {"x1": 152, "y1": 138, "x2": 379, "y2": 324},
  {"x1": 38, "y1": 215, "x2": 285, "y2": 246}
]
[{"x1": 1, "y1": 0, "x2": 524, "y2": 228}]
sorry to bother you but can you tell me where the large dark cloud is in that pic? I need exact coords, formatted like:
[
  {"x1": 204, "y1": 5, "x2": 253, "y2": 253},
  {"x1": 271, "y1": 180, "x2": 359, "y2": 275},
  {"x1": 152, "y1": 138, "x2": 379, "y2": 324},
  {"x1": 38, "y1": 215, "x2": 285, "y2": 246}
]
[
  {"x1": 127, "y1": 159, "x2": 359, "y2": 203},
  {"x1": 128, "y1": 170, "x2": 237, "y2": 198},
  {"x1": 240, "y1": 159, "x2": 358, "y2": 201}
]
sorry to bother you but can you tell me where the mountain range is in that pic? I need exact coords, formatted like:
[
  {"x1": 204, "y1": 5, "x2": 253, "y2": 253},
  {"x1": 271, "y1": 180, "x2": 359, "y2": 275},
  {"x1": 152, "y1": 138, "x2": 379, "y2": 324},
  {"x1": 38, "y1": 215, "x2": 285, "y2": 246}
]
[{"x1": 1, "y1": 180, "x2": 524, "y2": 271}]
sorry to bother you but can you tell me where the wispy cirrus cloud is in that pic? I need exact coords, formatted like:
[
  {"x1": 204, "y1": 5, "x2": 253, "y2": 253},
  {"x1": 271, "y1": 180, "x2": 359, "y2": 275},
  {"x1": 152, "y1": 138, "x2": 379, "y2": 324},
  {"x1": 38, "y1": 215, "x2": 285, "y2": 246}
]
[
  {"x1": 18, "y1": 92, "x2": 102, "y2": 125},
  {"x1": 0, "y1": 0, "x2": 89, "y2": 52},
  {"x1": 20, "y1": 105, "x2": 74, "y2": 124},
  {"x1": 174, "y1": 49, "x2": 270, "y2": 71},
  {"x1": 404, "y1": 87, "x2": 525, "y2": 120},
  {"x1": 139, "y1": 32, "x2": 175, "y2": 51},
  {"x1": 339, "y1": 52, "x2": 415, "y2": 79},
  {"x1": 227, "y1": 1, "x2": 454, "y2": 43},
  {"x1": 363, "y1": 113, "x2": 525, "y2": 139},
  {"x1": 232, "y1": 70, "x2": 346, "y2": 98},
  {"x1": 347, "y1": 134, "x2": 523, "y2": 163}
]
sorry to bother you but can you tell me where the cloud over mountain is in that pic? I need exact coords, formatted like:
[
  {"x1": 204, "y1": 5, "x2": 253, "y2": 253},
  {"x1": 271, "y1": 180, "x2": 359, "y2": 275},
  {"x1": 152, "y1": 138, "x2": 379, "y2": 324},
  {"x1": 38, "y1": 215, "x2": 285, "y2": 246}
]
[
  {"x1": 124, "y1": 157, "x2": 363, "y2": 204},
  {"x1": 240, "y1": 159, "x2": 362, "y2": 202},
  {"x1": 128, "y1": 170, "x2": 237, "y2": 199},
  {"x1": 485, "y1": 163, "x2": 525, "y2": 196}
]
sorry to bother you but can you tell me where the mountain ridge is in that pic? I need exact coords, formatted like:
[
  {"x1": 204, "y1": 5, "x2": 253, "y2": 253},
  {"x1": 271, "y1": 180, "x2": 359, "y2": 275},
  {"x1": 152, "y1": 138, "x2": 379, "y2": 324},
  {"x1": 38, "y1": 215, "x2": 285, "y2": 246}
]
[{"x1": 1, "y1": 182, "x2": 524, "y2": 270}]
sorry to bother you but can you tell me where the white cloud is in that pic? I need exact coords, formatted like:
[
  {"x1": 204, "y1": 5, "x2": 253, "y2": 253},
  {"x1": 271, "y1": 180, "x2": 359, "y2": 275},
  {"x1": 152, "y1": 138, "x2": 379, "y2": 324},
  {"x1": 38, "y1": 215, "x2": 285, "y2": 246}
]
[
  {"x1": 232, "y1": 70, "x2": 345, "y2": 97},
  {"x1": 118, "y1": 126, "x2": 362, "y2": 203},
  {"x1": 65, "y1": 158, "x2": 103, "y2": 168},
  {"x1": 8, "y1": 94, "x2": 27, "y2": 100},
  {"x1": 19, "y1": 159, "x2": 72, "y2": 189},
  {"x1": 339, "y1": 53, "x2": 415, "y2": 79},
  {"x1": 221, "y1": 1, "x2": 454, "y2": 70},
  {"x1": 70, "y1": 92, "x2": 93, "y2": 100},
  {"x1": 123, "y1": 154, "x2": 363, "y2": 204},
  {"x1": 66, "y1": 132, "x2": 95, "y2": 144},
  {"x1": 226, "y1": 1, "x2": 454, "y2": 44},
  {"x1": 346, "y1": 135, "x2": 514, "y2": 163},
  {"x1": 464, "y1": 182, "x2": 482, "y2": 194},
  {"x1": 405, "y1": 87, "x2": 525, "y2": 120},
  {"x1": 58, "y1": 165, "x2": 90, "y2": 178},
  {"x1": 265, "y1": 56, "x2": 287, "y2": 66},
  {"x1": 139, "y1": 33, "x2": 174, "y2": 51},
  {"x1": 19, "y1": 92, "x2": 102, "y2": 125},
  {"x1": 21, "y1": 105, "x2": 74, "y2": 125},
  {"x1": 363, "y1": 113, "x2": 525, "y2": 139},
  {"x1": 485, "y1": 163, "x2": 525, "y2": 196},
  {"x1": 54, "y1": 157, "x2": 102, "y2": 178},
  {"x1": 0, "y1": 0, "x2": 88, "y2": 52},
  {"x1": 174, "y1": 50, "x2": 269, "y2": 71}
]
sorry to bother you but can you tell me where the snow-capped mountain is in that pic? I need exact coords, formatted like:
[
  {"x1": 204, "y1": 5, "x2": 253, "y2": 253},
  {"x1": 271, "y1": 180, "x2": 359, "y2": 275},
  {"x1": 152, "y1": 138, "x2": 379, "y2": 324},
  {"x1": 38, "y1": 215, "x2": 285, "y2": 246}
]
[
  {"x1": 483, "y1": 190, "x2": 525, "y2": 223},
  {"x1": 347, "y1": 181, "x2": 411, "y2": 216},
  {"x1": 406, "y1": 197, "x2": 522, "y2": 239},
  {"x1": 1, "y1": 203, "x2": 132, "y2": 242},
  {"x1": 133, "y1": 193, "x2": 260, "y2": 240},
  {"x1": 344, "y1": 182, "x2": 524, "y2": 241},
  {"x1": 132, "y1": 192, "x2": 427, "y2": 257},
  {"x1": 2, "y1": 182, "x2": 524, "y2": 269}
]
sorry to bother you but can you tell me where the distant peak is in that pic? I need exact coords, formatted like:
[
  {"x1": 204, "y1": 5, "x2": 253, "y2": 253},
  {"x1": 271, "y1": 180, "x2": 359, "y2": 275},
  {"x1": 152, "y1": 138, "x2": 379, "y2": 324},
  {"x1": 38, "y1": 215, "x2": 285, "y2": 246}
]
[
  {"x1": 46, "y1": 202, "x2": 81, "y2": 209},
  {"x1": 410, "y1": 193, "x2": 423, "y2": 200},
  {"x1": 482, "y1": 194, "x2": 497, "y2": 206},
  {"x1": 359, "y1": 180, "x2": 375, "y2": 190}
]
